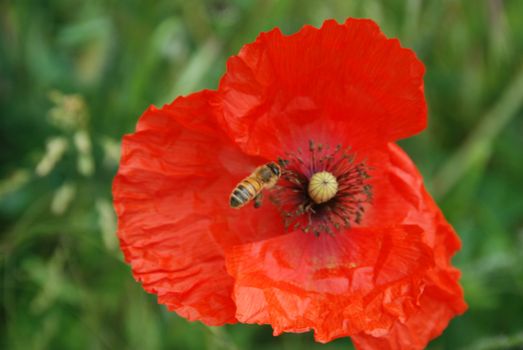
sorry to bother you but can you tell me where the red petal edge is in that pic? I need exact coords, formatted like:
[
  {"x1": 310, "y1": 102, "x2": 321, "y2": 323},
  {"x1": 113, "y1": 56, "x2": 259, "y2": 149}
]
[
  {"x1": 113, "y1": 90, "x2": 283, "y2": 325},
  {"x1": 217, "y1": 18, "x2": 427, "y2": 159},
  {"x1": 350, "y1": 145, "x2": 467, "y2": 350},
  {"x1": 225, "y1": 224, "x2": 435, "y2": 342}
]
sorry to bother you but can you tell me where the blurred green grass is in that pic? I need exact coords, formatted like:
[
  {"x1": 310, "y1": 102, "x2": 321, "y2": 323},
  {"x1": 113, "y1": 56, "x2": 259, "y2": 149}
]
[{"x1": 1, "y1": 0, "x2": 523, "y2": 349}]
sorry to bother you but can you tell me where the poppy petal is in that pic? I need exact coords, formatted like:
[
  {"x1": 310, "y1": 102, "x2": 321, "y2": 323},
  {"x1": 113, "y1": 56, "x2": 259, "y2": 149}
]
[
  {"x1": 217, "y1": 18, "x2": 426, "y2": 159},
  {"x1": 366, "y1": 144, "x2": 465, "y2": 275},
  {"x1": 354, "y1": 145, "x2": 466, "y2": 349},
  {"x1": 113, "y1": 90, "x2": 283, "y2": 325},
  {"x1": 225, "y1": 224, "x2": 434, "y2": 342},
  {"x1": 351, "y1": 268, "x2": 465, "y2": 350},
  {"x1": 224, "y1": 143, "x2": 465, "y2": 344},
  {"x1": 363, "y1": 143, "x2": 461, "y2": 263}
]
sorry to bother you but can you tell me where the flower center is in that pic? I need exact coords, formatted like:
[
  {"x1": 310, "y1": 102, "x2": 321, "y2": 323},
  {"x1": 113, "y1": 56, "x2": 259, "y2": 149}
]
[
  {"x1": 308, "y1": 171, "x2": 338, "y2": 204},
  {"x1": 270, "y1": 140, "x2": 372, "y2": 236}
]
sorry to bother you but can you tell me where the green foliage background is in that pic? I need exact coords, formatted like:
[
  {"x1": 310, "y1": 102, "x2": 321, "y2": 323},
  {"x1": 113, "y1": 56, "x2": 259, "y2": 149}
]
[{"x1": 2, "y1": 0, "x2": 523, "y2": 349}]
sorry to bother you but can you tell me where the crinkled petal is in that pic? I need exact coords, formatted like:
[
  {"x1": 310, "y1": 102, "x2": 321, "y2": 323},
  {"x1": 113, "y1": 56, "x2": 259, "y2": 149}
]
[
  {"x1": 363, "y1": 144, "x2": 460, "y2": 253},
  {"x1": 217, "y1": 18, "x2": 426, "y2": 159},
  {"x1": 350, "y1": 144, "x2": 467, "y2": 349},
  {"x1": 366, "y1": 144, "x2": 464, "y2": 280},
  {"x1": 113, "y1": 90, "x2": 283, "y2": 325},
  {"x1": 351, "y1": 288, "x2": 458, "y2": 350},
  {"x1": 224, "y1": 143, "x2": 465, "y2": 345},
  {"x1": 225, "y1": 225, "x2": 434, "y2": 342}
]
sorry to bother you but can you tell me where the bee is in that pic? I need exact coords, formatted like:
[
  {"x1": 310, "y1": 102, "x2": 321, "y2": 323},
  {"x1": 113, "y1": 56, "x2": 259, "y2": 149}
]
[{"x1": 229, "y1": 162, "x2": 281, "y2": 209}]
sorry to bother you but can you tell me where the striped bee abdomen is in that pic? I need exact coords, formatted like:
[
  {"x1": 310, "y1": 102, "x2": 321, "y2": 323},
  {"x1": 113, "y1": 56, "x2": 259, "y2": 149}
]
[
  {"x1": 229, "y1": 177, "x2": 263, "y2": 208},
  {"x1": 229, "y1": 162, "x2": 281, "y2": 209}
]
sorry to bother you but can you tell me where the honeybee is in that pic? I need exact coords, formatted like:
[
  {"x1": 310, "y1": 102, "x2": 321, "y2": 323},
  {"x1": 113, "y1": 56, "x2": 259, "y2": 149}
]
[{"x1": 229, "y1": 162, "x2": 281, "y2": 209}]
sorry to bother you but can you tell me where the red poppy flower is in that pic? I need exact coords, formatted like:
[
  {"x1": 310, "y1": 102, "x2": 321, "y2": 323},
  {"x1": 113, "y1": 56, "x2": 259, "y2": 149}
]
[{"x1": 113, "y1": 18, "x2": 466, "y2": 349}]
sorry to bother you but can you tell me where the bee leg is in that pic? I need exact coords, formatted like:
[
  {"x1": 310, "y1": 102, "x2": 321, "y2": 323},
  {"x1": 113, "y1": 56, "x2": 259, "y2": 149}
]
[{"x1": 254, "y1": 192, "x2": 263, "y2": 208}]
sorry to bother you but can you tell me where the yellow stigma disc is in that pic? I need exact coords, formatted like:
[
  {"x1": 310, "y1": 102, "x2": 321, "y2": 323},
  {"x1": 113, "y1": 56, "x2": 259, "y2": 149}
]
[{"x1": 308, "y1": 171, "x2": 338, "y2": 204}]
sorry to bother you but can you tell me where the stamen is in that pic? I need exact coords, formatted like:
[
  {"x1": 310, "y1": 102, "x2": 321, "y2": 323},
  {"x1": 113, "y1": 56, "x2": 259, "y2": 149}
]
[{"x1": 270, "y1": 140, "x2": 372, "y2": 236}]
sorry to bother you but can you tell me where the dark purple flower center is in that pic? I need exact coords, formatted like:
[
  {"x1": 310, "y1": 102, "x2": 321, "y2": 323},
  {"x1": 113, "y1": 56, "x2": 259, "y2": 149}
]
[{"x1": 270, "y1": 140, "x2": 373, "y2": 236}]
